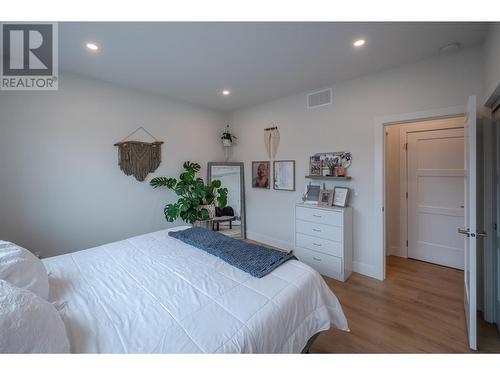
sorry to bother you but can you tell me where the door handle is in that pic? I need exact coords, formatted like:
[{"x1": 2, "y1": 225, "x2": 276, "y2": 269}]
[
  {"x1": 457, "y1": 228, "x2": 488, "y2": 238},
  {"x1": 312, "y1": 228, "x2": 321, "y2": 232},
  {"x1": 458, "y1": 228, "x2": 471, "y2": 237},
  {"x1": 312, "y1": 257, "x2": 322, "y2": 261},
  {"x1": 312, "y1": 243, "x2": 322, "y2": 247}
]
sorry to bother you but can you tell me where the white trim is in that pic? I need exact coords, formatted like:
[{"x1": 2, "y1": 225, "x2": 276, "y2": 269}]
[
  {"x1": 353, "y1": 261, "x2": 380, "y2": 279},
  {"x1": 388, "y1": 246, "x2": 404, "y2": 257},
  {"x1": 483, "y1": 116, "x2": 497, "y2": 323},
  {"x1": 374, "y1": 105, "x2": 466, "y2": 280},
  {"x1": 246, "y1": 231, "x2": 294, "y2": 251}
]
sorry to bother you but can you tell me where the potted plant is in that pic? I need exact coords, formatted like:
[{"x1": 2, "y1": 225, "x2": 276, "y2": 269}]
[
  {"x1": 221, "y1": 124, "x2": 237, "y2": 147},
  {"x1": 150, "y1": 161, "x2": 228, "y2": 224}
]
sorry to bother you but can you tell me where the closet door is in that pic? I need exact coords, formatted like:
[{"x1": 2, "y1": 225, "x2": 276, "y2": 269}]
[{"x1": 407, "y1": 127, "x2": 465, "y2": 269}]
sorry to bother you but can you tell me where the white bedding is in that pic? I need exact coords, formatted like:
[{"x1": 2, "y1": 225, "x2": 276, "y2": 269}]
[{"x1": 43, "y1": 226, "x2": 348, "y2": 353}]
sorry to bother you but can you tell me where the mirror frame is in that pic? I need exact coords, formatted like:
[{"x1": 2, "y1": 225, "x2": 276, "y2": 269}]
[{"x1": 207, "y1": 162, "x2": 246, "y2": 239}]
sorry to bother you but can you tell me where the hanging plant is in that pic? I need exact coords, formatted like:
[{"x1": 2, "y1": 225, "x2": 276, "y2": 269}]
[
  {"x1": 150, "y1": 161, "x2": 228, "y2": 224},
  {"x1": 221, "y1": 124, "x2": 238, "y2": 146}
]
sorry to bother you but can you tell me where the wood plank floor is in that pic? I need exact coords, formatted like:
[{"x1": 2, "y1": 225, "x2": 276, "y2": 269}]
[{"x1": 310, "y1": 255, "x2": 500, "y2": 353}]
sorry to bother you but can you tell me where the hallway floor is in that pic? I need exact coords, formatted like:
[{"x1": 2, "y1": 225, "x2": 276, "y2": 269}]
[{"x1": 310, "y1": 255, "x2": 500, "y2": 353}]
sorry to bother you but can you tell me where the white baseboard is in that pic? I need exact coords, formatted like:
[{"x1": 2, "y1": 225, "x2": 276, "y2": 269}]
[
  {"x1": 353, "y1": 261, "x2": 382, "y2": 280},
  {"x1": 387, "y1": 246, "x2": 399, "y2": 256},
  {"x1": 246, "y1": 231, "x2": 294, "y2": 252},
  {"x1": 388, "y1": 245, "x2": 407, "y2": 258}
]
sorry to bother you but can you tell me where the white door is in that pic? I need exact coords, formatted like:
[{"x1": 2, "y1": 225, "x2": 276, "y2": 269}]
[
  {"x1": 460, "y1": 96, "x2": 478, "y2": 350},
  {"x1": 407, "y1": 127, "x2": 465, "y2": 269}
]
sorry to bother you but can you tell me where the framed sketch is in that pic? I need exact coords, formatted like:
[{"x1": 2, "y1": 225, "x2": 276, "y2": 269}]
[
  {"x1": 252, "y1": 161, "x2": 270, "y2": 189},
  {"x1": 333, "y1": 187, "x2": 349, "y2": 207},
  {"x1": 273, "y1": 160, "x2": 295, "y2": 191},
  {"x1": 318, "y1": 189, "x2": 334, "y2": 207}
]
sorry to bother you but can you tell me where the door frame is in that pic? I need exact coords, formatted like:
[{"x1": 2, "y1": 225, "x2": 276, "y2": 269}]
[
  {"x1": 374, "y1": 105, "x2": 466, "y2": 280},
  {"x1": 484, "y1": 83, "x2": 500, "y2": 328}
]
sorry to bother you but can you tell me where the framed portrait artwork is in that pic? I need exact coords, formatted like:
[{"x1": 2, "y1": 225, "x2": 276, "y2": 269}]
[
  {"x1": 318, "y1": 189, "x2": 334, "y2": 207},
  {"x1": 252, "y1": 161, "x2": 270, "y2": 189},
  {"x1": 273, "y1": 160, "x2": 295, "y2": 191},
  {"x1": 333, "y1": 187, "x2": 349, "y2": 207}
]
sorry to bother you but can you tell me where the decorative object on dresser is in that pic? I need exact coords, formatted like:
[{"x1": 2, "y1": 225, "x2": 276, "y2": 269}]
[
  {"x1": 318, "y1": 189, "x2": 334, "y2": 207},
  {"x1": 333, "y1": 187, "x2": 350, "y2": 207},
  {"x1": 264, "y1": 123, "x2": 280, "y2": 159},
  {"x1": 252, "y1": 161, "x2": 270, "y2": 189},
  {"x1": 114, "y1": 126, "x2": 164, "y2": 182},
  {"x1": 150, "y1": 161, "x2": 228, "y2": 223},
  {"x1": 302, "y1": 182, "x2": 321, "y2": 204},
  {"x1": 308, "y1": 151, "x2": 352, "y2": 179},
  {"x1": 294, "y1": 203, "x2": 353, "y2": 281},
  {"x1": 273, "y1": 160, "x2": 295, "y2": 191}
]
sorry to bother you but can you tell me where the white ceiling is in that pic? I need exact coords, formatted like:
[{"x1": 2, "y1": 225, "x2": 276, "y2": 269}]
[{"x1": 59, "y1": 22, "x2": 489, "y2": 112}]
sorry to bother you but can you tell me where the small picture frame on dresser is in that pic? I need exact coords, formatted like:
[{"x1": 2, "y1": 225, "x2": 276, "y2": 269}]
[
  {"x1": 317, "y1": 189, "x2": 334, "y2": 207},
  {"x1": 333, "y1": 187, "x2": 349, "y2": 207}
]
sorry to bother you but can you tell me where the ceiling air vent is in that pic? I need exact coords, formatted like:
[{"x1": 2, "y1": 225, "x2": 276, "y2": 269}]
[{"x1": 307, "y1": 88, "x2": 332, "y2": 109}]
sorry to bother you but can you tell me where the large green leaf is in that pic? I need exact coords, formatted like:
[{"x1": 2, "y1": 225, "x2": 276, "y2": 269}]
[
  {"x1": 164, "y1": 203, "x2": 180, "y2": 222},
  {"x1": 152, "y1": 161, "x2": 228, "y2": 225}
]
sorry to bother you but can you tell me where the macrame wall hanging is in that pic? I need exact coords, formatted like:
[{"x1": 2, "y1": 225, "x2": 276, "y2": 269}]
[
  {"x1": 264, "y1": 123, "x2": 280, "y2": 159},
  {"x1": 114, "y1": 126, "x2": 164, "y2": 182}
]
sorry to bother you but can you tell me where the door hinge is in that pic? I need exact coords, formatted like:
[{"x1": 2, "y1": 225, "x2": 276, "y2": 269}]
[
  {"x1": 405, "y1": 143, "x2": 408, "y2": 150},
  {"x1": 406, "y1": 240, "x2": 408, "y2": 247},
  {"x1": 406, "y1": 192, "x2": 408, "y2": 199}
]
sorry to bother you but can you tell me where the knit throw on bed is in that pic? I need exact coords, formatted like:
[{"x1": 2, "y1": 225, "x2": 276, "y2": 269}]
[{"x1": 168, "y1": 227, "x2": 296, "y2": 278}]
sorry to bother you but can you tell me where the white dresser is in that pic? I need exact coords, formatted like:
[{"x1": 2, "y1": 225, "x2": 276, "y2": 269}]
[{"x1": 294, "y1": 203, "x2": 353, "y2": 282}]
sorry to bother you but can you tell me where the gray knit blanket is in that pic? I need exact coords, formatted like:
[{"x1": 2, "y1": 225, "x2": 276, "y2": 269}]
[{"x1": 168, "y1": 227, "x2": 296, "y2": 278}]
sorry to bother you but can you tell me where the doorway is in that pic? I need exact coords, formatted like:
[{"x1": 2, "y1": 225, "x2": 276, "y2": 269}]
[{"x1": 384, "y1": 116, "x2": 466, "y2": 269}]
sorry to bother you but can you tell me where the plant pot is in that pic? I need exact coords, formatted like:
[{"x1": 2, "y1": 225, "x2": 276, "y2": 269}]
[
  {"x1": 222, "y1": 139, "x2": 232, "y2": 147},
  {"x1": 199, "y1": 204, "x2": 216, "y2": 219},
  {"x1": 335, "y1": 166, "x2": 346, "y2": 177}
]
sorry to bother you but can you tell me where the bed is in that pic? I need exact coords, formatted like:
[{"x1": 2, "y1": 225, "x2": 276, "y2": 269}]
[{"x1": 42, "y1": 226, "x2": 348, "y2": 353}]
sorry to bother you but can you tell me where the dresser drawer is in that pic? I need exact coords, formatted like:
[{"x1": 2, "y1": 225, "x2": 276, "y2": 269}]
[
  {"x1": 294, "y1": 247, "x2": 342, "y2": 280},
  {"x1": 296, "y1": 206, "x2": 343, "y2": 226},
  {"x1": 295, "y1": 219, "x2": 343, "y2": 241},
  {"x1": 295, "y1": 233, "x2": 342, "y2": 257}
]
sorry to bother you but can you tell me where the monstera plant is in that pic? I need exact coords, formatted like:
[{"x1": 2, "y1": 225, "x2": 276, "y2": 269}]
[{"x1": 150, "y1": 161, "x2": 228, "y2": 224}]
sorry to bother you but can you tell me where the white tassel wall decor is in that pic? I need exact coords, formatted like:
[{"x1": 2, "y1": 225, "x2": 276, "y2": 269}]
[{"x1": 264, "y1": 124, "x2": 280, "y2": 159}]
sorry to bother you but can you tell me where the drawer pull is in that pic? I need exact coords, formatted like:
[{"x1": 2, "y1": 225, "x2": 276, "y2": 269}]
[
  {"x1": 312, "y1": 228, "x2": 321, "y2": 232},
  {"x1": 312, "y1": 257, "x2": 322, "y2": 261},
  {"x1": 312, "y1": 214, "x2": 322, "y2": 218},
  {"x1": 313, "y1": 243, "x2": 322, "y2": 247}
]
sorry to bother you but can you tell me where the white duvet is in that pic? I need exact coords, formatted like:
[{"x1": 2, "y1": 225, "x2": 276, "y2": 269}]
[{"x1": 43, "y1": 226, "x2": 348, "y2": 353}]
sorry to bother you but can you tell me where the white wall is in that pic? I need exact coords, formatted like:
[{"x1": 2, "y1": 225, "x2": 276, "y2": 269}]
[
  {"x1": 0, "y1": 73, "x2": 226, "y2": 257},
  {"x1": 229, "y1": 46, "x2": 484, "y2": 278},
  {"x1": 484, "y1": 23, "x2": 500, "y2": 102},
  {"x1": 384, "y1": 125, "x2": 401, "y2": 257}
]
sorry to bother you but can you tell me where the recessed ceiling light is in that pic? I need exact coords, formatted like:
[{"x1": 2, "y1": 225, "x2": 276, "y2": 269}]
[
  {"x1": 353, "y1": 39, "x2": 366, "y2": 47},
  {"x1": 86, "y1": 42, "x2": 99, "y2": 51},
  {"x1": 222, "y1": 90, "x2": 230, "y2": 96}
]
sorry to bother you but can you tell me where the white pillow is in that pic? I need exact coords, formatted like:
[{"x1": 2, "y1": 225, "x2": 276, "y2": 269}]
[
  {"x1": 0, "y1": 280, "x2": 70, "y2": 353},
  {"x1": 0, "y1": 241, "x2": 49, "y2": 300}
]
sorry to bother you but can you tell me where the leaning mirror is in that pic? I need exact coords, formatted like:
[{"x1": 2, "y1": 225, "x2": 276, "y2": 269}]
[{"x1": 207, "y1": 162, "x2": 246, "y2": 239}]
